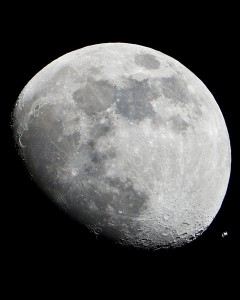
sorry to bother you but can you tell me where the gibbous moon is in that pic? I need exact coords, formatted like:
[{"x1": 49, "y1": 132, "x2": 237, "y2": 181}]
[{"x1": 12, "y1": 43, "x2": 231, "y2": 249}]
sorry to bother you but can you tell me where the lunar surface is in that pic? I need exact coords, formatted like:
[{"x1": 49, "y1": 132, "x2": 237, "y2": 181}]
[{"x1": 12, "y1": 43, "x2": 231, "y2": 249}]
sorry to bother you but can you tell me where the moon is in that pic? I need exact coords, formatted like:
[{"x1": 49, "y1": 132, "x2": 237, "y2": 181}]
[{"x1": 12, "y1": 43, "x2": 231, "y2": 249}]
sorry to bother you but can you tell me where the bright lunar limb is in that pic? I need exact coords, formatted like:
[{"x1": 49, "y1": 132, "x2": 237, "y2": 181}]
[{"x1": 12, "y1": 43, "x2": 231, "y2": 249}]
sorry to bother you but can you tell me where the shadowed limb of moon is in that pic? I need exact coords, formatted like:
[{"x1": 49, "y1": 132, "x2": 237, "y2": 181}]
[{"x1": 13, "y1": 43, "x2": 231, "y2": 249}]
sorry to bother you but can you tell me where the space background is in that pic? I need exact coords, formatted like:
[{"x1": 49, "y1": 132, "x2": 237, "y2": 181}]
[{"x1": 3, "y1": 2, "x2": 238, "y2": 292}]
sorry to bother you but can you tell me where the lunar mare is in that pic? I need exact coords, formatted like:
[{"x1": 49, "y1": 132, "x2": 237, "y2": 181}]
[{"x1": 13, "y1": 43, "x2": 231, "y2": 249}]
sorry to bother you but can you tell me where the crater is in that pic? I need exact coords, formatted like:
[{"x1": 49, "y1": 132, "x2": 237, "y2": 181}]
[{"x1": 135, "y1": 53, "x2": 160, "y2": 70}]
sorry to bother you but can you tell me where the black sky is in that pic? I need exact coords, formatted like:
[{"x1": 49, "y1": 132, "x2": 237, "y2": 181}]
[{"x1": 3, "y1": 3, "x2": 238, "y2": 290}]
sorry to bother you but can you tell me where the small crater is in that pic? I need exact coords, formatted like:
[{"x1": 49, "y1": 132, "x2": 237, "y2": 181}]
[
  {"x1": 135, "y1": 53, "x2": 160, "y2": 70},
  {"x1": 91, "y1": 227, "x2": 102, "y2": 236},
  {"x1": 107, "y1": 148, "x2": 116, "y2": 159},
  {"x1": 71, "y1": 168, "x2": 78, "y2": 176}
]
